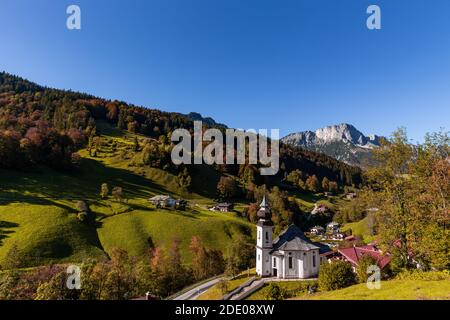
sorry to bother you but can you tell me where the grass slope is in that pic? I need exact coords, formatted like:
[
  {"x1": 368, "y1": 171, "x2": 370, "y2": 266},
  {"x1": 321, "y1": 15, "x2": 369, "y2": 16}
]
[
  {"x1": 299, "y1": 280, "x2": 450, "y2": 300},
  {"x1": 341, "y1": 217, "x2": 375, "y2": 243},
  {"x1": 0, "y1": 204, "x2": 105, "y2": 267},
  {"x1": 98, "y1": 209, "x2": 253, "y2": 262},
  {"x1": 0, "y1": 122, "x2": 257, "y2": 268}
]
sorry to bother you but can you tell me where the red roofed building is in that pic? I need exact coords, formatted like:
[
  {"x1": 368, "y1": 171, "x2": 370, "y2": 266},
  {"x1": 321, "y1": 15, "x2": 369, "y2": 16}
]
[{"x1": 338, "y1": 245, "x2": 390, "y2": 269}]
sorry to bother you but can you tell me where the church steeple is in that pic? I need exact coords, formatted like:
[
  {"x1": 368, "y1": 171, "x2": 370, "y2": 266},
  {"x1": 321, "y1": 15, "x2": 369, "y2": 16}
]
[
  {"x1": 257, "y1": 195, "x2": 271, "y2": 220},
  {"x1": 256, "y1": 188, "x2": 274, "y2": 277},
  {"x1": 257, "y1": 194, "x2": 273, "y2": 226}
]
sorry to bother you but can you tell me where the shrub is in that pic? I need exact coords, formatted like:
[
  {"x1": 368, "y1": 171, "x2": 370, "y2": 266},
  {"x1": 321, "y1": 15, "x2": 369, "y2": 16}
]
[
  {"x1": 318, "y1": 261, "x2": 356, "y2": 291},
  {"x1": 356, "y1": 255, "x2": 378, "y2": 284},
  {"x1": 264, "y1": 283, "x2": 287, "y2": 300},
  {"x1": 77, "y1": 212, "x2": 88, "y2": 222},
  {"x1": 217, "y1": 280, "x2": 229, "y2": 295},
  {"x1": 75, "y1": 201, "x2": 88, "y2": 213},
  {"x1": 100, "y1": 183, "x2": 109, "y2": 199}
]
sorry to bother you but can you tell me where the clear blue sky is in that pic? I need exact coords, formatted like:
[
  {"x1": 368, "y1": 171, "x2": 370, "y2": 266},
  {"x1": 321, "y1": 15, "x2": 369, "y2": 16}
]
[{"x1": 1, "y1": 0, "x2": 449, "y2": 141}]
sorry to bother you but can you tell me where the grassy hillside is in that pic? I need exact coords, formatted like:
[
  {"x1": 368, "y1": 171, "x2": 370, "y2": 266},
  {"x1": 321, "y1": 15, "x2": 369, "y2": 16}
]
[
  {"x1": 244, "y1": 276, "x2": 450, "y2": 300},
  {"x1": 341, "y1": 216, "x2": 375, "y2": 243},
  {"x1": 299, "y1": 279, "x2": 450, "y2": 300},
  {"x1": 0, "y1": 124, "x2": 253, "y2": 268},
  {"x1": 98, "y1": 209, "x2": 253, "y2": 262},
  {"x1": 0, "y1": 204, "x2": 106, "y2": 267}
]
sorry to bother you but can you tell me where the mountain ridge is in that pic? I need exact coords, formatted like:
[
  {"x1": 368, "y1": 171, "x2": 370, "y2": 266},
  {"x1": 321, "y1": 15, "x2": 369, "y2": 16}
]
[{"x1": 282, "y1": 123, "x2": 383, "y2": 167}]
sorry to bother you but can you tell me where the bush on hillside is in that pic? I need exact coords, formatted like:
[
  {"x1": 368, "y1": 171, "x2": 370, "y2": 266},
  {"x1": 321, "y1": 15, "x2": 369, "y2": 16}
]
[
  {"x1": 355, "y1": 255, "x2": 378, "y2": 284},
  {"x1": 217, "y1": 280, "x2": 229, "y2": 295},
  {"x1": 318, "y1": 261, "x2": 356, "y2": 291},
  {"x1": 264, "y1": 283, "x2": 287, "y2": 300}
]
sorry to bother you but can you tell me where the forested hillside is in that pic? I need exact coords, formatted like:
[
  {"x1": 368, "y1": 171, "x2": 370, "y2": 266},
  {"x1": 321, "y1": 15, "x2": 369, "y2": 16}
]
[{"x1": 0, "y1": 72, "x2": 361, "y2": 187}]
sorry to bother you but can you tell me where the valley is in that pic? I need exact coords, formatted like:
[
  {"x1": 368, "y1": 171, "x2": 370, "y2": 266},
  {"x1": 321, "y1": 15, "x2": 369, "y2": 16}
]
[{"x1": 0, "y1": 72, "x2": 447, "y2": 301}]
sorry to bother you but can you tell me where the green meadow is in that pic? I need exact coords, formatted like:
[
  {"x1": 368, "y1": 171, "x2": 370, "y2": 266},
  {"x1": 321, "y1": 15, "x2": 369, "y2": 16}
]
[
  {"x1": 341, "y1": 216, "x2": 375, "y2": 243},
  {"x1": 299, "y1": 279, "x2": 450, "y2": 300},
  {"x1": 0, "y1": 124, "x2": 254, "y2": 268}
]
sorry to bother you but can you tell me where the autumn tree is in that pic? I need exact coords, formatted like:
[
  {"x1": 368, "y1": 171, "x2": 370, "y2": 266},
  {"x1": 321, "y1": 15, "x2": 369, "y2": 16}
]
[
  {"x1": 225, "y1": 235, "x2": 254, "y2": 277},
  {"x1": 366, "y1": 129, "x2": 416, "y2": 270},
  {"x1": 189, "y1": 236, "x2": 225, "y2": 281},
  {"x1": 366, "y1": 129, "x2": 449, "y2": 271},
  {"x1": 178, "y1": 167, "x2": 192, "y2": 191},
  {"x1": 35, "y1": 271, "x2": 81, "y2": 300},
  {"x1": 321, "y1": 177, "x2": 330, "y2": 192},
  {"x1": 244, "y1": 203, "x2": 259, "y2": 223},
  {"x1": 287, "y1": 169, "x2": 304, "y2": 189},
  {"x1": 133, "y1": 136, "x2": 140, "y2": 152},
  {"x1": 100, "y1": 183, "x2": 109, "y2": 199},
  {"x1": 112, "y1": 186, "x2": 124, "y2": 202},
  {"x1": 329, "y1": 181, "x2": 339, "y2": 194},
  {"x1": 217, "y1": 176, "x2": 238, "y2": 199},
  {"x1": 306, "y1": 175, "x2": 320, "y2": 193}
]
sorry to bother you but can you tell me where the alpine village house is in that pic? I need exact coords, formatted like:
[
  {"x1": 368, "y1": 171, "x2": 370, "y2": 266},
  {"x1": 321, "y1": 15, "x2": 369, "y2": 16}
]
[{"x1": 256, "y1": 196, "x2": 320, "y2": 279}]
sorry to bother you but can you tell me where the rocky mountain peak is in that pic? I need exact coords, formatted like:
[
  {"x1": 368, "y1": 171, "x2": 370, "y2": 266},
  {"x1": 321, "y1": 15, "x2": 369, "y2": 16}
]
[{"x1": 282, "y1": 124, "x2": 383, "y2": 167}]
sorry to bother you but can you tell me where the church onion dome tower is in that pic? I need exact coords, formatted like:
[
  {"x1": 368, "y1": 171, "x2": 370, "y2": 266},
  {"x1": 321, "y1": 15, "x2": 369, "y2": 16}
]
[
  {"x1": 256, "y1": 194, "x2": 274, "y2": 277},
  {"x1": 257, "y1": 195, "x2": 274, "y2": 227}
]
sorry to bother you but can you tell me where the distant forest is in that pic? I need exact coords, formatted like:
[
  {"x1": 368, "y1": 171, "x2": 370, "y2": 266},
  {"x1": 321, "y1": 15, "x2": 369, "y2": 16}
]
[{"x1": 0, "y1": 72, "x2": 362, "y2": 187}]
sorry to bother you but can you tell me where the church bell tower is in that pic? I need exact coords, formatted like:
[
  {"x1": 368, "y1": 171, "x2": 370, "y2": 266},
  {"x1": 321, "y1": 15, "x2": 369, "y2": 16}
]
[{"x1": 256, "y1": 195, "x2": 274, "y2": 277}]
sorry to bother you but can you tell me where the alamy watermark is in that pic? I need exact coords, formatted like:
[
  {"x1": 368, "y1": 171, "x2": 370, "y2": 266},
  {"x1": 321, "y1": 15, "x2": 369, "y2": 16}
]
[
  {"x1": 66, "y1": 5, "x2": 81, "y2": 30},
  {"x1": 366, "y1": 265, "x2": 381, "y2": 290},
  {"x1": 66, "y1": 4, "x2": 380, "y2": 31},
  {"x1": 171, "y1": 121, "x2": 280, "y2": 176},
  {"x1": 66, "y1": 265, "x2": 82, "y2": 290},
  {"x1": 367, "y1": 5, "x2": 381, "y2": 30}
]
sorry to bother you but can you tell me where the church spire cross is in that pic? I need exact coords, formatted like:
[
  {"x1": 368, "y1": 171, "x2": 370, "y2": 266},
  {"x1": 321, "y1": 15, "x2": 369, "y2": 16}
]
[
  {"x1": 260, "y1": 195, "x2": 267, "y2": 208},
  {"x1": 257, "y1": 192, "x2": 272, "y2": 221}
]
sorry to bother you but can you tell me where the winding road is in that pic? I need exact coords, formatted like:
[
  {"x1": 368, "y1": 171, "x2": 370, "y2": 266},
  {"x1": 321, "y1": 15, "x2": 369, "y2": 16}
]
[{"x1": 173, "y1": 277, "x2": 225, "y2": 300}]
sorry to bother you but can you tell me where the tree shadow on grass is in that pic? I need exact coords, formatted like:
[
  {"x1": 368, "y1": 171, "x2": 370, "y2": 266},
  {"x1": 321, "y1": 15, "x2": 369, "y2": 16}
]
[
  {"x1": 0, "y1": 158, "x2": 168, "y2": 205},
  {"x1": 0, "y1": 220, "x2": 19, "y2": 246},
  {"x1": 0, "y1": 156, "x2": 218, "y2": 207},
  {"x1": 0, "y1": 192, "x2": 76, "y2": 212}
]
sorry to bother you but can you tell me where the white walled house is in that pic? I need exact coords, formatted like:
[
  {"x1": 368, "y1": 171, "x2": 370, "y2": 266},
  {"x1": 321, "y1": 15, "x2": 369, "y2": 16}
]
[{"x1": 256, "y1": 197, "x2": 320, "y2": 279}]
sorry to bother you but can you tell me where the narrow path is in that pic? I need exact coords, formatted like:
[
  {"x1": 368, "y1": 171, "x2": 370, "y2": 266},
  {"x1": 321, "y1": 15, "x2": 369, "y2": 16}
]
[
  {"x1": 173, "y1": 277, "x2": 225, "y2": 300},
  {"x1": 228, "y1": 277, "x2": 318, "y2": 300},
  {"x1": 229, "y1": 278, "x2": 265, "y2": 300}
]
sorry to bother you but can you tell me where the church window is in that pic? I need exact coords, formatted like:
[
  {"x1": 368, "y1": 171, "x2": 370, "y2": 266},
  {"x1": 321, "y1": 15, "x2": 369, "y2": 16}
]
[
  {"x1": 288, "y1": 257, "x2": 293, "y2": 269},
  {"x1": 265, "y1": 231, "x2": 269, "y2": 242},
  {"x1": 273, "y1": 258, "x2": 277, "y2": 267},
  {"x1": 258, "y1": 254, "x2": 260, "y2": 261},
  {"x1": 313, "y1": 256, "x2": 316, "y2": 268}
]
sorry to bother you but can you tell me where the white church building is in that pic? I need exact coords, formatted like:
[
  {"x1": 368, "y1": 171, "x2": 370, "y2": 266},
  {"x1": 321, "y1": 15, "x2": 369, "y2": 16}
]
[{"x1": 256, "y1": 196, "x2": 320, "y2": 279}]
